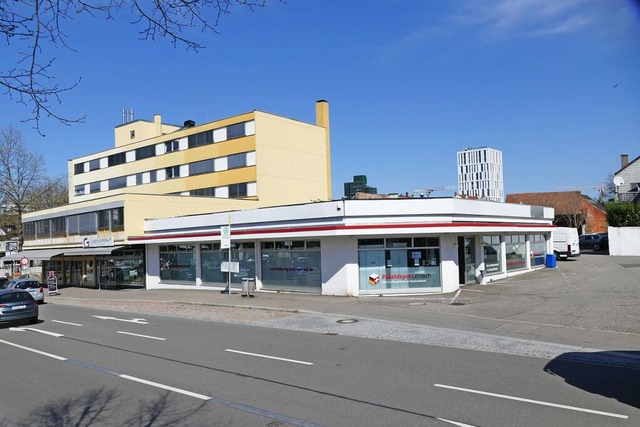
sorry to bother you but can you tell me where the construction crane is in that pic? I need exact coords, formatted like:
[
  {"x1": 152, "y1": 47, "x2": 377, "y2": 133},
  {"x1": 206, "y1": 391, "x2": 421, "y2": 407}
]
[
  {"x1": 556, "y1": 184, "x2": 607, "y2": 203},
  {"x1": 412, "y1": 185, "x2": 458, "y2": 198}
]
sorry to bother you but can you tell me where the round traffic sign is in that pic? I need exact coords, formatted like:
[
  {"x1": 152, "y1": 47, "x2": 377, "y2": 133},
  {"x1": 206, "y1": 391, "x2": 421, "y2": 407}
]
[{"x1": 20, "y1": 256, "x2": 29, "y2": 266}]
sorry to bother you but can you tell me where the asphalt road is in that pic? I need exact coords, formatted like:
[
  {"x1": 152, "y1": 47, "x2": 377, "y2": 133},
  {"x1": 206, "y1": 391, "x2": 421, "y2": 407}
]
[{"x1": 1, "y1": 303, "x2": 637, "y2": 427}]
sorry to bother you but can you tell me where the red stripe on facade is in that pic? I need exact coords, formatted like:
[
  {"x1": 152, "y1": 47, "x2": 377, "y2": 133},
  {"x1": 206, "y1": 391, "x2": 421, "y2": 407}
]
[{"x1": 129, "y1": 222, "x2": 552, "y2": 242}]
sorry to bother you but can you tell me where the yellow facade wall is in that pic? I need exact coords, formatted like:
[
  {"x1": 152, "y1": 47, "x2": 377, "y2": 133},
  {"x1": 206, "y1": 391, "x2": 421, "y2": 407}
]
[
  {"x1": 253, "y1": 111, "x2": 330, "y2": 204},
  {"x1": 29, "y1": 102, "x2": 331, "y2": 250}
]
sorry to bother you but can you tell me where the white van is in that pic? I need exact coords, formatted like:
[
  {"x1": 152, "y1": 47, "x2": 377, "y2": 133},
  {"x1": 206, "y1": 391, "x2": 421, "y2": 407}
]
[{"x1": 553, "y1": 227, "x2": 580, "y2": 259}]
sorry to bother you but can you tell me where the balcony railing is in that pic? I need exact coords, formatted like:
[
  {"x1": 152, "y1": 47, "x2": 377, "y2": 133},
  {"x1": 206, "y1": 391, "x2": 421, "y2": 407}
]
[{"x1": 617, "y1": 192, "x2": 640, "y2": 203}]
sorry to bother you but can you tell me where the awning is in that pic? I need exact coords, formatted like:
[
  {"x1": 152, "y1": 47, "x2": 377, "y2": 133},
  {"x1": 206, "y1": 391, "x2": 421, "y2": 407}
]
[
  {"x1": 2, "y1": 249, "x2": 63, "y2": 262},
  {"x1": 62, "y1": 246, "x2": 125, "y2": 256}
]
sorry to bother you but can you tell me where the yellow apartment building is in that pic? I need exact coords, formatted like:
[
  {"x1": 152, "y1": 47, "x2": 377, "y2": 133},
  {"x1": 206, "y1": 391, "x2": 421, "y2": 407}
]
[{"x1": 6, "y1": 101, "x2": 331, "y2": 288}]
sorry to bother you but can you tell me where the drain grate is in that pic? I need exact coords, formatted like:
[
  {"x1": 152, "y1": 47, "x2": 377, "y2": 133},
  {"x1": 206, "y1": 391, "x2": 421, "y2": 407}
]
[{"x1": 336, "y1": 318, "x2": 359, "y2": 324}]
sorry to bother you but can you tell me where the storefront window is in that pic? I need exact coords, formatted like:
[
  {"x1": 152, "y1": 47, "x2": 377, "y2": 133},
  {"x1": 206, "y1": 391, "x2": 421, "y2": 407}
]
[
  {"x1": 358, "y1": 237, "x2": 441, "y2": 292},
  {"x1": 260, "y1": 241, "x2": 321, "y2": 291},
  {"x1": 505, "y1": 235, "x2": 527, "y2": 271},
  {"x1": 159, "y1": 245, "x2": 195, "y2": 282},
  {"x1": 201, "y1": 242, "x2": 255, "y2": 285},
  {"x1": 483, "y1": 236, "x2": 502, "y2": 275},
  {"x1": 530, "y1": 234, "x2": 546, "y2": 266}
]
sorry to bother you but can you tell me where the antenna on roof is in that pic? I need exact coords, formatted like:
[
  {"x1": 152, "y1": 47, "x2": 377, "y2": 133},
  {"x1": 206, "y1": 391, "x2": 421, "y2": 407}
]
[{"x1": 122, "y1": 108, "x2": 134, "y2": 124}]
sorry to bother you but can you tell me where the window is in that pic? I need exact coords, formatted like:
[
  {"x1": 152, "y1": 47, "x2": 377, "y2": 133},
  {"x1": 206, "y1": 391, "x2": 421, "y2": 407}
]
[
  {"x1": 98, "y1": 210, "x2": 109, "y2": 230},
  {"x1": 413, "y1": 237, "x2": 439, "y2": 247},
  {"x1": 23, "y1": 222, "x2": 36, "y2": 239},
  {"x1": 130, "y1": 130, "x2": 135, "y2": 139},
  {"x1": 260, "y1": 240, "x2": 321, "y2": 291},
  {"x1": 483, "y1": 236, "x2": 502, "y2": 275},
  {"x1": 191, "y1": 187, "x2": 215, "y2": 197},
  {"x1": 149, "y1": 170, "x2": 157, "y2": 183},
  {"x1": 386, "y1": 238, "x2": 412, "y2": 248},
  {"x1": 227, "y1": 153, "x2": 247, "y2": 169},
  {"x1": 201, "y1": 242, "x2": 256, "y2": 285},
  {"x1": 166, "y1": 166, "x2": 180, "y2": 179},
  {"x1": 74, "y1": 163, "x2": 84, "y2": 175},
  {"x1": 89, "y1": 159, "x2": 100, "y2": 171},
  {"x1": 78, "y1": 213, "x2": 97, "y2": 234},
  {"x1": 89, "y1": 182, "x2": 100, "y2": 194},
  {"x1": 135, "y1": 145, "x2": 155, "y2": 160},
  {"x1": 35, "y1": 220, "x2": 50, "y2": 238},
  {"x1": 358, "y1": 239, "x2": 384, "y2": 249},
  {"x1": 188, "y1": 130, "x2": 214, "y2": 148},
  {"x1": 530, "y1": 234, "x2": 546, "y2": 267},
  {"x1": 109, "y1": 176, "x2": 127, "y2": 190},
  {"x1": 228, "y1": 183, "x2": 247, "y2": 198},
  {"x1": 165, "y1": 140, "x2": 180, "y2": 153},
  {"x1": 505, "y1": 235, "x2": 526, "y2": 271},
  {"x1": 51, "y1": 217, "x2": 66, "y2": 237},
  {"x1": 75, "y1": 185, "x2": 85, "y2": 196},
  {"x1": 226, "y1": 122, "x2": 246, "y2": 139},
  {"x1": 189, "y1": 159, "x2": 214, "y2": 176},
  {"x1": 111, "y1": 207, "x2": 124, "y2": 231},
  {"x1": 159, "y1": 245, "x2": 195, "y2": 282},
  {"x1": 108, "y1": 152, "x2": 126, "y2": 167},
  {"x1": 358, "y1": 237, "x2": 441, "y2": 292},
  {"x1": 67, "y1": 216, "x2": 79, "y2": 235}
]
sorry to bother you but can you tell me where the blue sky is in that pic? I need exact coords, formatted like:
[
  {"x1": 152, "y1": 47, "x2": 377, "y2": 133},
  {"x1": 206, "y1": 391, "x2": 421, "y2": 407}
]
[{"x1": 2, "y1": 0, "x2": 639, "y2": 200}]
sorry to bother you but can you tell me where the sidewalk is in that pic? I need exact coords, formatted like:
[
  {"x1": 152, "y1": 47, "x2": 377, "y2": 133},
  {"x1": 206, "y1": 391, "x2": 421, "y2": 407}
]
[{"x1": 45, "y1": 253, "x2": 640, "y2": 365}]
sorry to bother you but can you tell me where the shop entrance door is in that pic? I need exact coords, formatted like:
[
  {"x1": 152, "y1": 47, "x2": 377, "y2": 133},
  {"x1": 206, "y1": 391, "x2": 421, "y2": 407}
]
[{"x1": 458, "y1": 236, "x2": 476, "y2": 285}]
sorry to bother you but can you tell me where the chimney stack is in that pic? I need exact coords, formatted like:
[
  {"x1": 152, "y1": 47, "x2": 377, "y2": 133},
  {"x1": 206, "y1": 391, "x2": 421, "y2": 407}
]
[
  {"x1": 154, "y1": 114, "x2": 162, "y2": 136},
  {"x1": 621, "y1": 154, "x2": 629, "y2": 169}
]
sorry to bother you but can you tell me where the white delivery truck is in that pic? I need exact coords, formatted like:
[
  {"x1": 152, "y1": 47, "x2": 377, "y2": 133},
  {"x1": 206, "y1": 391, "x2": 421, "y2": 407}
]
[{"x1": 553, "y1": 227, "x2": 580, "y2": 259}]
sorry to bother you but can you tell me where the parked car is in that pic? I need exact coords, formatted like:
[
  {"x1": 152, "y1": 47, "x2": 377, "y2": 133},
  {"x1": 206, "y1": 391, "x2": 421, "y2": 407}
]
[
  {"x1": 0, "y1": 288, "x2": 39, "y2": 326},
  {"x1": 0, "y1": 277, "x2": 8, "y2": 289},
  {"x1": 6, "y1": 278, "x2": 45, "y2": 304},
  {"x1": 579, "y1": 233, "x2": 608, "y2": 251}
]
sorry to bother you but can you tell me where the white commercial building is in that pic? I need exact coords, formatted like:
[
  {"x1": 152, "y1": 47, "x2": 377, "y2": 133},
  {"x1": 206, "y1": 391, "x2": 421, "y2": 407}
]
[
  {"x1": 131, "y1": 198, "x2": 555, "y2": 295},
  {"x1": 457, "y1": 147, "x2": 504, "y2": 202}
]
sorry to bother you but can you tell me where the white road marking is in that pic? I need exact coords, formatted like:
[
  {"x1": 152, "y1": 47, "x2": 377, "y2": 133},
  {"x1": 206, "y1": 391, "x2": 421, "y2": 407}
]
[
  {"x1": 117, "y1": 331, "x2": 166, "y2": 341},
  {"x1": 0, "y1": 339, "x2": 327, "y2": 425},
  {"x1": 119, "y1": 374, "x2": 211, "y2": 400},
  {"x1": 52, "y1": 320, "x2": 83, "y2": 326},
  {"x1": 9, "y1": 327, "x2": 64, "y2": 337},
  {"x1": 0, "y1": 339, "x2": 67, "y2": 360},
  {"x1": 225, "y1": 349, "x2": 313, "y2": 365},
  {"x1": 437, "y1": 418, "x2": 479, "y2": 427},
  {"x1": 434, "y1": 384, "x2": 628, "y2": 419},
  {"x1": 93, "y1": 315, "x2": 149, "y2": 324}
]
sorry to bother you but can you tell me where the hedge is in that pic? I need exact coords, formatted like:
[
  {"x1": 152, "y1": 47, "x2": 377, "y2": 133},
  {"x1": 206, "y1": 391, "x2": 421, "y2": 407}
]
[{"x1": 606, "y1": 202, "x2": 640, "y2": 227}]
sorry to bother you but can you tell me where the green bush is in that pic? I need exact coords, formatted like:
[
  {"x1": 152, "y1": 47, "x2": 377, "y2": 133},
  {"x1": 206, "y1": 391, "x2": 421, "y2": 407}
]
[{"x1": 606, "y1": 202, "x2": 640, "y2": 227}]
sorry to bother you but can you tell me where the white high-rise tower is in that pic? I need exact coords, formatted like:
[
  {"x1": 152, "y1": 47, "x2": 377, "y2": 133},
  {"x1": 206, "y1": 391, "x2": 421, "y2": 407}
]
[{"x1": 457, "y1": 147, "x2": 504, "y2": 202}]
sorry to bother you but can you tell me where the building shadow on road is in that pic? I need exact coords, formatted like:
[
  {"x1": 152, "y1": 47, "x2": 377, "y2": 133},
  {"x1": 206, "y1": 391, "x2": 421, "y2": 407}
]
[
  {"x1": 544, "y1": 351, "x2": 640, "y2": 409},
  {"x1": 0, "y1": 387, "x2": 209, "y2": 426}
]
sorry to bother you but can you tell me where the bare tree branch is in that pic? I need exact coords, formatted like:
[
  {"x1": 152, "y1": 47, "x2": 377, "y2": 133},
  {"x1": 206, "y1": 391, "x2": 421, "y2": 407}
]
[{"x1": 1, "y1": 1, "x2": 277, "y2": 135}]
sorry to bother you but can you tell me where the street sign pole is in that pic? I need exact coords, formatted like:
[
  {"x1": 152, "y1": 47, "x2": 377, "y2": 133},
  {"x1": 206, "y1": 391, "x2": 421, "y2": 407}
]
[{"x1": 221, "y1": 222, "x2": 231, "y2": 295}]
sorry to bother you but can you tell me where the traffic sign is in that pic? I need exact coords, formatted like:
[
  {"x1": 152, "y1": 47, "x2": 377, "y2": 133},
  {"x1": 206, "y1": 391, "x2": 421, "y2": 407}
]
[
  {"x1": 221, "y1": 225, "x2": 231, "y2": 249},
  {"x1": 20, "y1": 256, "x2": 29, "y2": 266}
]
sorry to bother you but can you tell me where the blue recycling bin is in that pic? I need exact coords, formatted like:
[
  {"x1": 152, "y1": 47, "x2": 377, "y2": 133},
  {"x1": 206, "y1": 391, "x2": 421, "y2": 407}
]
[{"x1": 546, "y1": 254, "x2": 557, "y2": 268}]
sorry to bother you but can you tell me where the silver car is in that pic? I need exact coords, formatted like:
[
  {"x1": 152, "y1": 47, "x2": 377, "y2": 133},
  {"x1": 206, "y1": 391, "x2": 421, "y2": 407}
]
[
  {"x1": 6, "y1": 278, "x2": 45, "y2": 304},
  {"x1": 0, "y1": 289, "x2": 39, "y2": 325}
]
